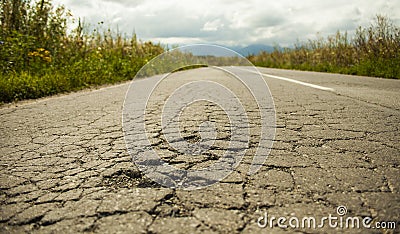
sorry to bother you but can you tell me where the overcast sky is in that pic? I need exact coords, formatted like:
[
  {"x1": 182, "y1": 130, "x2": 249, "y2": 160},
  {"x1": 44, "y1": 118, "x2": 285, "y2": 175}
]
[{"x1": 53, "y1": 0, "x2": 400, "y2": 47}]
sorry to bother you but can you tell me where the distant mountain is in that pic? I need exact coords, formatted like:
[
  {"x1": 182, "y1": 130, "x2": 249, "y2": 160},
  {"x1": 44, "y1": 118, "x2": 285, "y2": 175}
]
[
  {"x1": 230, "y1": 44, "x2": 277, "y2": 56},
  {"x1": 163, "y1": 43, "x2": 279, "y2": 57}
]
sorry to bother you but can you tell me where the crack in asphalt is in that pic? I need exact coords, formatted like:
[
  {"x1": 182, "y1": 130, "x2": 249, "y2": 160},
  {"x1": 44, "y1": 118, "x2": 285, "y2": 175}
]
[{"x1": 0, "y1": 67, "x2": 399, "y2": 233}]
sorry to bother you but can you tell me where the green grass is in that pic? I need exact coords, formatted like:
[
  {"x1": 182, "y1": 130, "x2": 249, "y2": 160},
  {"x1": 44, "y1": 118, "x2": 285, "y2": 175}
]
[
  {"x1": 1, "y1": 2, "x2": 398, "y2": 104},
  {"x1": 248, "y1": 15, "x2": 400, "y2": 79},
  {"x1": 0, "y1": 0, "x2": 164, "y2": 103},
  {"x1": 172, "y1": 64, "x2": 209, "y2": 73}
]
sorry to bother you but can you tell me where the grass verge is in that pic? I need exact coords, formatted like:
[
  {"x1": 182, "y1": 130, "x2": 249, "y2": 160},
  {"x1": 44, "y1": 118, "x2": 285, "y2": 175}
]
[{"x1": 248, "y1": 15, "x2": 400, "y2": 79}]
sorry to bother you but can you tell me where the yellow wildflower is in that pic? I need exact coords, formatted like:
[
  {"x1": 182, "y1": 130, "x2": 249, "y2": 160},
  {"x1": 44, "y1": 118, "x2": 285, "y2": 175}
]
[
  {"x1": 28, "y1": 48, "x2": 52, "y2": 63},
  {"x1": 43, "y1": 57, "x2": 52, "y2": 63}
]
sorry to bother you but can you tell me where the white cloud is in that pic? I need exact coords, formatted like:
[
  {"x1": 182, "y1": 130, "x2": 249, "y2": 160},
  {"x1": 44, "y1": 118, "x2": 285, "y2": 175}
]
[
  {"x1": 53, "y1": 0, "x2": 400, "y2": 47},
  {"x1": 150, "y1": 37, "x2": 203, "y2": 45},
  {"x1": 202, "y1": 19, "x2": 224, "y2": 31}
]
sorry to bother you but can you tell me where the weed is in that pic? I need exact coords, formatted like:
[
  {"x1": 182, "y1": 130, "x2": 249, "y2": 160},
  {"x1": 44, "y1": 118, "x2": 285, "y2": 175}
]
[
  {"x1": 249, "y1": 15, "x2": 400, "y2": 79},
  {"x1": 0, "y1": 0, "x2": 164, "y2": 103}
]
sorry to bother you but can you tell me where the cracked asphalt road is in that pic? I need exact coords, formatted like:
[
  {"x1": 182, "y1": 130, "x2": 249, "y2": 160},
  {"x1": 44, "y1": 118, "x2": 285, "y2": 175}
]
[{"x1": 0, "y1": 67, "x2": 399, "y2": 233}]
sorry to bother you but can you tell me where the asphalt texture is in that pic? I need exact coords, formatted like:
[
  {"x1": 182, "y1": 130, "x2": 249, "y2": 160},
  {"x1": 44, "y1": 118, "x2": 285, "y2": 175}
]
[{"x1": 0, "y1": 67, "x2": 399, "y2": 233}]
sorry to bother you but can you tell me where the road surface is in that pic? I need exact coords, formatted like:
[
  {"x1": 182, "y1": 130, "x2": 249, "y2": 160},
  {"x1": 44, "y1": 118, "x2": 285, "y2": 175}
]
[{"x1": 0, "y1": 67, "x2": 399, "y2": 233}]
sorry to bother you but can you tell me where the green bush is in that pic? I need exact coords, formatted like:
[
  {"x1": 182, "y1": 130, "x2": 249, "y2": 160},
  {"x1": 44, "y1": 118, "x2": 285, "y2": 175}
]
[
  {"x1": 249, "y1": 15, "x2": 400, "y2": 79},
  {"x1": 0, "y1": 0, "x2": 164, "y2": 103}
]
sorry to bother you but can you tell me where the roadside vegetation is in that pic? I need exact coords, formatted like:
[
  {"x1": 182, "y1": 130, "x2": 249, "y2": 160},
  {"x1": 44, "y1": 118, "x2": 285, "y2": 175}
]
[
  {"x1": 248, "y1": 15, "x2": 400, "y2": 79},
  {"x1": 1, "y1": 2, "x2": 398, "y2": 104},
  {"x1": 0, "y1": 0, "x2": 164, "y2": 103}
]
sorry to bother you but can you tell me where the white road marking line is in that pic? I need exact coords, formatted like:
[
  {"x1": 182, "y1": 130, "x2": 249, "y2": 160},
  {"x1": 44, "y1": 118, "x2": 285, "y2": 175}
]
[
  {"x1": 233, "y1": 67, "x2": 335, "y2": 91},
  {"x1": 262, "y1": 73, "x2": 335, "y2": 91}
]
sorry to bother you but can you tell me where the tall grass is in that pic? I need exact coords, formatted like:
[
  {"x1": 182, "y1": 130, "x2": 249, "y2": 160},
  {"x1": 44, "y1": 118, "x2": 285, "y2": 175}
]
[
  {"x1": 249, "y1": 15, "x2": 400, "y2": 79},
  {"x1": 2, "y1": 3, "x2": 398, "y2": 104},
  {"x1": 0, "y1": 0, "x2": 164, "y2": 103}
]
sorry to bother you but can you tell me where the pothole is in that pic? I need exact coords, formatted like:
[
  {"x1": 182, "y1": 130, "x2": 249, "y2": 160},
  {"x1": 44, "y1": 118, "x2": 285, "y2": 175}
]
[{"x1": 101, "y1": 169, "x2": 161, "y2": 188}]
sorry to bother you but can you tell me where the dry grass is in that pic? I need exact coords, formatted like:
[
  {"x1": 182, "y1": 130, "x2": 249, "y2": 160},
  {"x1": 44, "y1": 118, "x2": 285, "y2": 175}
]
[{"x1": 249, "y1": 15, "x2": 400, "y2": 79}]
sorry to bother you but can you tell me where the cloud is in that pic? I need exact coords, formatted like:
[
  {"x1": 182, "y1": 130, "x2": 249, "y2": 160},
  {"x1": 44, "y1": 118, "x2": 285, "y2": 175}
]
[
  {"x1": 53, "y1": 0, "x2": 400, "y2": 47},
  {"x1": 101, "y1": 0, "x2": 144, "y2": 6},
  {"x1": 202, "y1": 19, "x2": 224, "y2": 32}
]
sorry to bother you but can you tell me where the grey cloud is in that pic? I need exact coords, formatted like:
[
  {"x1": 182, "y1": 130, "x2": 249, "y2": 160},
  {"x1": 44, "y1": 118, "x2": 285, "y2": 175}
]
[
  {"x1": 56, "y1": 0, "x2": 400, "y2": 47},
  {"x1": 249, "y1": 14, "x2": 287, "y2": 28},
  {"x1": 118, "y1": 10, "x2": 213, "y2": 39}
]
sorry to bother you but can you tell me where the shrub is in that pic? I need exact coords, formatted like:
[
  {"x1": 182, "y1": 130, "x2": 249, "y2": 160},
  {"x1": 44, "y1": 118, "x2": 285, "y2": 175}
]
[
  {"x1": 249, "y1": 15, "x2": 400, "y2": 79},
  {"x1": 0, "y1": 0, "x2": 164, "y2": 103}
]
